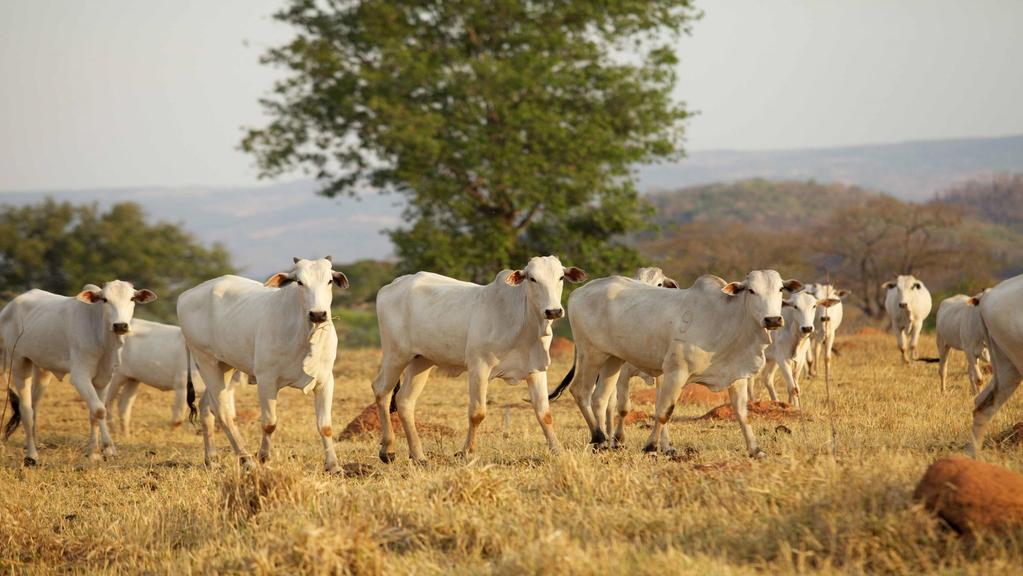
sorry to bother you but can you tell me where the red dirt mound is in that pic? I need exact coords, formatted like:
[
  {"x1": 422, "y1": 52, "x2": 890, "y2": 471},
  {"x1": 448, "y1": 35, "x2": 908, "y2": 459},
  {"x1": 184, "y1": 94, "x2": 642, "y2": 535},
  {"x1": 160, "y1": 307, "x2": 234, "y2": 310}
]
[
  {"x1": 631, "y1": 384, "x2": 728, "y2": 406},
  {"x1": 622, "y1": 410, "x2": 649, "y2": 425},
  {"x1": 700, "y1": 400, "x2": 804, "y2": 421},
  {"x1": 549, "y1": 337, "x2": 574, "y2": 360},
  {"x1": 336, "y1": 404, "x2": 455, "y2": 441},
  {"x1": 914, "y1": 456, "x2": 1023, "y2": 534}
]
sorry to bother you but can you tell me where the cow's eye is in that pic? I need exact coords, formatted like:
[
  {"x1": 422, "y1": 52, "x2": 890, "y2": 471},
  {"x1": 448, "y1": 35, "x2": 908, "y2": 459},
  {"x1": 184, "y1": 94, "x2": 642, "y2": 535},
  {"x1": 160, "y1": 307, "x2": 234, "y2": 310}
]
[
  {"x1": 657, "y1": 283, "x2": 663, "y2": 287},
  {"x1": 559, "y1": 276, "x2": 564, "y2": 281},
  {"x1": 779, "y1": 288, "x2": 784, "y2": 293},
  {"x1": 748, "y1": 289, "x2": 755, "y2": 295},
  {"x1": 100, "y1": 297, "x2": 108, "y2": 303},
  {"x1": 529, "y1": 277, "x2": 537, "y2": 283},
  {"x1": 296, "y1": 280, "x2": 304, "y2": 286}
]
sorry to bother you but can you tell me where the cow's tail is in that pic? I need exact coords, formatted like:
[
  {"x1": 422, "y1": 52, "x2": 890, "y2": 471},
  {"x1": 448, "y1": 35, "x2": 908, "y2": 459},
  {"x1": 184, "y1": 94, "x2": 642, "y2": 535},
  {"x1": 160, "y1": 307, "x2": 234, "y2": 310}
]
[
  {"x1": 2, "y1": 388, "x2": 20, "y2": 441},
  {"x1": 389, "y1": 380, "x2": 400, "y2": 413},
  {"x1": 915, "y1": 357, "x2": 941, "y2": 364},
  {"x1": 185, "y1": 346, "x2": 198, "y2": 424},
  {"x1": 548, "y1": 352, "x2": 576, "y2": 402}
]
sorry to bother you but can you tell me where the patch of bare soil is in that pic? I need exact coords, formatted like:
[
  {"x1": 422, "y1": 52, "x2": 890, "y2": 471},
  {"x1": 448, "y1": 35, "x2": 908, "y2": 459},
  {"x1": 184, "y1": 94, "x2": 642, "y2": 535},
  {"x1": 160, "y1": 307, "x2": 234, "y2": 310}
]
[
  {"x1": 915, "y1": 456, "x2": 1023, "y2": 534},
  {"x1": 336, "y1": 404, "x2": 455, "y2": 441},
  {"x1": 549, "y1": 337, "x2": 574, "y2": 360},
  {"x1": 700, "y1": 400, "x2": 807, "y2": 421},
  {"x1": 622, "y1": 410, "x2": 649, "y2": 425}
]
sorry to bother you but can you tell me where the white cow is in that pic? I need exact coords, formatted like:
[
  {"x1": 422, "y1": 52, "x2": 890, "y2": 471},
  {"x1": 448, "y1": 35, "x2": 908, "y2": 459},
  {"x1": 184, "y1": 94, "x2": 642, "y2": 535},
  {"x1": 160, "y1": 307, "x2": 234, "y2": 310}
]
[
  {"x1": 747, "y1": 290, "x2": 817, "y2": 409},
  {"x1": 371, "y1": 255, "x2": 586, "y2": 464},
  {"x1": 803, "y1": 283, "x2": 850, "y2": 378},
  {"x1": 178, "y1": 257, "x2": 347, "y2": 472},
  {"x1": 969, "y1": 274, "x2": 1023, "y2": 455},
  {"x1": 0, "y1": 281, "x2": 157, "y2": 465},
  {"x1": 554, "y1": 270, "x2": 801, "y2": 457},
  {"x1": 936, "y1": 292, "x2": 990, "y2": 393},
  {"x1": 883, "y1": 275, "x2": 932, "y2": 363},
  {"x1": 602, "y1": 267, "x2": 679, "y2": 446}
]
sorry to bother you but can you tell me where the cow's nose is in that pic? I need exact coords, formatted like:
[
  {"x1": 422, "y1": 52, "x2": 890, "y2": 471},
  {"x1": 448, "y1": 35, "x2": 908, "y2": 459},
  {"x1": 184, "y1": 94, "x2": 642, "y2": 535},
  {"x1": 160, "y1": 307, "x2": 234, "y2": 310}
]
[
  {"x1": 308, "y1": 311, "x2": 328, "y2": 324},
  {"x1": 821, "y1": 316, "x2": 831, "y2": 323},
  {"x1": 801, "y1": 326, "x2": 814, "y2": 334},
  {"x1": 112, "y1": 322, "x2": 130, "y2": 334},
  {"x1": 763, "y1": 316, "x2": 784, "y2": 330},
  {"x1": 899, "y1": 302, "x2": 908, "y2": 309},
  {"x1": 544, "y1": 308, "x2": 564, "y2": 320}
]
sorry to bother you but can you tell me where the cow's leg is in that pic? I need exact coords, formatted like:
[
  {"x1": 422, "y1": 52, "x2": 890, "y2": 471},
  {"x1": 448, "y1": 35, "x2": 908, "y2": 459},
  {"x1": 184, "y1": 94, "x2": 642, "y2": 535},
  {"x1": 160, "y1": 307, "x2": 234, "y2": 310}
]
[
  {"x1": 171, "y1": 381, "x2": 187, "y2": 429},
  {"x1": 605, "y1": 376, "x2": 618, "y2": 445},
  {"x1": 396, "y1": 357, "x2": 434, "y2": 464},
  {"x1": 643, "y1": 368, "x2": 686, "y2": 455},
  {"x1": 69, "y1": 367, "x2": 108, "y2": 460},
  {"x1": 966, "y1": 349, "x2": 982, "y2": 395},
  {"x1": 115, "y1": 378, "x2": 141, "y2": 437},
  {"x1": 568, "y1": 346, "x2": 607, "y2": 438},
  {"x1": 729, "y1": 380, "x2": 764, "y2": 458},
  {"x1": 371, "y1": 353, "x2": 411, "y2": 464},
  {"x1": 779, "y1": 359, "x2": 800, "y2": 409},
  {"x1": 969, "y1": 341, "x2": 1022, "y2": 455},
  {"x1": 936, "y1": 334, "x2": 950, "y2": 392},
  {"x1": 198, "y1": 386, "x2": 216, "y2": 466},
  {"x1": 11, "y1": 361, "x2": 38, "y2": 465},
  {"x1": 611, "y1": 370, "x2": 634, "y2": 447},
  {"x1": 457, "y1": 361, "x2": 493, "y2": 458},
  {"x1": 893, "y1": 319, "x2": 908, "y2": 363},
  {"x1": 524, "y1": 370, "x2": 561, "y2": 454},
  {"x1": 762, "y1": 362, "x2": 779, "y2": 402},
  {"x1": 256, "y1": 372, "x2": 280, "y2": 464},
  {"x1": 909, "y1": 321, "x2": 923, "y2": 361},
  {"x1": 746, "y1": 376, "x2": 757, "y2": 402},
  {"x1": 808, "y1": 338, "x2": 820, "y2": 377},
  {"x1": 314, "y1": 374, "x2": 340, "y2": 474},
  {"x1": 30, "y1": 367, "x2": 50, "y2": 430},
  {"x1": 591, "y1": 358, "x2": 624, "y2": 448},
  {"x1": 196, "y1": 359, "x2": 250, "y2": 467}
]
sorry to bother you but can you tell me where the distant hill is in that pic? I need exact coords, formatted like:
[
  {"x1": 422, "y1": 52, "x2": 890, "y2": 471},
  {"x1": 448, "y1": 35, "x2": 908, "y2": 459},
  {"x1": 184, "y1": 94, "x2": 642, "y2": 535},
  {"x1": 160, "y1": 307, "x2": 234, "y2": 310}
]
[{"x1": 638, "y1": 134, "x2": 1023, "y2": 201}]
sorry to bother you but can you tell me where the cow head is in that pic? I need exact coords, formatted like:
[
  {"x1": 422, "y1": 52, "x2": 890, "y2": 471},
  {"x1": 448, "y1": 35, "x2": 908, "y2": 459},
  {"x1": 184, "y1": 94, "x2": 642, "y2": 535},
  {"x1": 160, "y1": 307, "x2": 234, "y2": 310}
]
[
  {"x1": 265, "y1": 256, "x2": 349, "y2": 325},
  {"x1": 783, "y1": 291, "x2": 818, "y2": 335},
  {"x1": 808, "y1": 283, "x2": 850, "y2": 323},
  {"x1": 506, "y1": 255, "x2": 587, "y2": 320},
  {"x1": 722, "y1": 270, "x2": 802, "y2": 331},
  {"x1": 76, "y1": 280, "x2": 157, "y2": 335},
  {"x1": 883, "y1": 275, "x2": 923, "y2": 310},
  {"x1": 635, "y1": 267, "x2": 679, "y2": 288}
]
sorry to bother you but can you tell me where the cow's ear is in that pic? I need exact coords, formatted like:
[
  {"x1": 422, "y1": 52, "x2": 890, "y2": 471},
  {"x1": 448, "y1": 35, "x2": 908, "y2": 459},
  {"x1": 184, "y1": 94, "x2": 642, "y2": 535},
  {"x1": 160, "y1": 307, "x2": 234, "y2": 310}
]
[
  {"x1": 563, "y1": 267, "x2": 587, "y2": 283},
  {"x1": 132, "y1": 289, "x2": 157, "y2": 304},
  {"x1": 820, "y1": 298, "x2": 840, "y2": 308},
  {"x1": 293, "y1": 257, "x2": 301, "y2": 264},
  {"x1": 836, "y1": 289, "x2": 851, "y2": 299},
  {"x1": 782, "y1": 279, "x2": 803, "y2": 293},
  {"x1": 782, "y1": 298, "x2": 794, "y2": 308},
  {"x1": 721, "y1": 282, "x2": 746, "y2": 295},
  {"x1": 662, "y1": 278, "x2": 680, "y2": 289},
  {"x1": 324, "y1": 255, "x2": 332, "y2": 262},
  {"x1": 505, "y1": 270, "x2": 526, "y2": 286},
  {"x1": 331, "y1": 270, "x2": 349, "y2": 289},
  {"x1": 265, "y1": 272, "x2": 295, "y2": 288},
  {"x1": 882, "y1": 281, "x2": 895, "y2": 290},
  {"x1": 76, "y1": 285, "x2": 104, "y2": 304}
]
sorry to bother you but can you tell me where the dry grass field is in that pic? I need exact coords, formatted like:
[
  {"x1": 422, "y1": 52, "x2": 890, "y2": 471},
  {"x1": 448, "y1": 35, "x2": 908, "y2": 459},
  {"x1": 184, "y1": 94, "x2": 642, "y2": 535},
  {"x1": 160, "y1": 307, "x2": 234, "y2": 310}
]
[{"x1": 2, "y1": 329, "x2": 1023, "y2": 574}]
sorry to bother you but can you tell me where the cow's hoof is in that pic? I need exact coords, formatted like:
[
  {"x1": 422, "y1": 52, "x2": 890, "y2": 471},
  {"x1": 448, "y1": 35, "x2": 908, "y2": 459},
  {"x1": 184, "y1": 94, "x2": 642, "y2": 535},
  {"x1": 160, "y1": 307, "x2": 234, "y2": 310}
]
[
  {"x1": 240, "y1": 456, "x2": 257, "y2": 470},
  {"x1": 23, "y1": 456, "x2": 37, "y2": 467},
  {"x1": 87, "y1": 452, "x2": 102, "y2": 462},
  {"x1": 750, "y1": 448, "x2": 768, "y2": 460},
  {"x1": 102, "y1": 446, "x2": 116, "y2": 458},
  {"x1": 257, "y1": 452, "x2": 269, "y2": 464},
  {"x1": 325, "y1": 463, "x2": 342, "y2": 476},
  {"x1": 642, "y1": 443, "x2": 658, "y2": 454},
  {"x1": 410, "y1": 457, "x2": 429, "y2": 467},
  {"x1": 379, "y1": 451, "x2": 396, "y2": 464},
  {"x1": 662, "y1": 447, "x2": 678, "y2": 458},
  {"x1": 589, "y1": 429, "x2": 608, "y2": 446}
]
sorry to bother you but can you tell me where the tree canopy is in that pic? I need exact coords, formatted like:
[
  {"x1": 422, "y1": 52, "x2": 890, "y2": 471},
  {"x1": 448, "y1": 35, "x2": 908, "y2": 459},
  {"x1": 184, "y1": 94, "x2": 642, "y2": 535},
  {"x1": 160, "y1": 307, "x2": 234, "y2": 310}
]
[
  {"x1": 243, "y1": 0, "x2": 698, "y2": 282},
  {"x1": 0, "y1": 200, "x2": 235, "y2": 321}
]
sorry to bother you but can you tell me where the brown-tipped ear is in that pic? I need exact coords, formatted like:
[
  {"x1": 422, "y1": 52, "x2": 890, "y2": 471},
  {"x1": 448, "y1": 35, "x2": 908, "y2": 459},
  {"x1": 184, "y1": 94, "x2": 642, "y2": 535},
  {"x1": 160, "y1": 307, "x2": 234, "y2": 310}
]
[
  {"x1": 662, "y1": 278, "x2": 680, "y2": 289},
  {"x1": 265, "y1": 272, "x2": 295, "y2": 288},
  {"x1": 563, "y1": 267, "x2": 587, "y2": 283},
  {"x1": 721, "y1": 282, "x2": 746, "y2": 295},
  {"x1": 782, "y1": 299, "x2": 794, "y2": 307},
  {"x1": 293, "y1": 257, "x2": 301, "y2": 264},
  {"x1": 76, "y1": 285, "x2": 103, "y2": 304},
  {"x1": 783, "y1": 279, "x2": 803, "y2": 293},
  {"x1": 324, "y1": 255, "x2": 332, "y2": 262},
  {"x1": 836, "y1": 289, "x2": 851, "y2": 299},
  {"x1": 331, "y1": 270, "x2": 349, "y2": 289},
  {"x1": 882, "y1": 281, "x2": 895, "y2": 290},
  {"x1": 132, "y1": 289, "x2": 157, "y2": 304},
  {"x1": 967, "y1": 292, "x2": 984, "y2": 306},
  {"x1": 505, "y1": 270, "x2": 526, "y2": 286},
  {"x1": 819, "y1": 298, "x2": 841, "y2": 308}
]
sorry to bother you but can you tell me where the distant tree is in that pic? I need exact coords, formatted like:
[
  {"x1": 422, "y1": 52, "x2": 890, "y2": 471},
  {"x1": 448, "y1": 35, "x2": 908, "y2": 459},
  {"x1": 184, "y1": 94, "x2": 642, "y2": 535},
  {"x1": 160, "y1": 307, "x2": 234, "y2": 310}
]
[
  {"x1": 934, "y1": 173, "x2": 1023, "y2": 230},
  {"x1": 332, "y1": 259, "x2": 397, "y2": 308},
  {"x1": 0, "y1": 200, "x2": 235, "y2": 321},
  {"x1": 243, "y1": 0, "x2": 698, "y2": 282}
]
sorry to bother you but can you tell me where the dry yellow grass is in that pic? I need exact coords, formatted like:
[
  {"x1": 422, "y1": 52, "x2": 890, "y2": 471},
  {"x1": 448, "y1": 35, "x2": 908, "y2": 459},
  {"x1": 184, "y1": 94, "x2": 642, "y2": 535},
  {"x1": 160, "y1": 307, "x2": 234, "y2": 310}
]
[{"x1": 2, "y1": 331, "x2": 1023, "y2": 574}]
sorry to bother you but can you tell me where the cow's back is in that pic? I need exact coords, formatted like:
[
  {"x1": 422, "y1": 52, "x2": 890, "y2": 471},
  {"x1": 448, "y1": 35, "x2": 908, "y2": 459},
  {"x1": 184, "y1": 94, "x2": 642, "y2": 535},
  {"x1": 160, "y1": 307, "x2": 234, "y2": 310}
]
[
  {"x1": 376, "y1": 272, "x2": 482, "y2": 366},
  {"x1": 0, "y1": 289, "x2": 75, "y2": 373},
  {"x1": 177, "y1": 275, "x2": 271, "y2": 367},
  {"x1": 937, "y1": 295, "x2": 971, "y2": 349},
  {"x1": 980, "y1": 274, "x2": 1023, "y2": 370},
  {"x1": 118, "y1": 319, "x2": 187, "y2": 389}
]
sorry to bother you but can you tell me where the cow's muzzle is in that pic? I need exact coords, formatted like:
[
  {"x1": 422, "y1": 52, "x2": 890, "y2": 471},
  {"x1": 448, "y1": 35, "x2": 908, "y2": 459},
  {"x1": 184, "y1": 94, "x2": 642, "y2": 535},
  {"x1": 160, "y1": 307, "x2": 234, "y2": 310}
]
[
  {"x1": 308, "y1": 311, "x2": 328, "y2": 324},
  {"x1": 763, "y1": 316, "x2": 784, "y2": 330},
  {"x1": 544, "y1": 308, "x2": 564, "y2": 320},
  {"x1": 112, "y1": 322, "x2": 130, "y2": 335},
  {"x1": 801, "y1": 326, "x2": 814, "y2": 334}
]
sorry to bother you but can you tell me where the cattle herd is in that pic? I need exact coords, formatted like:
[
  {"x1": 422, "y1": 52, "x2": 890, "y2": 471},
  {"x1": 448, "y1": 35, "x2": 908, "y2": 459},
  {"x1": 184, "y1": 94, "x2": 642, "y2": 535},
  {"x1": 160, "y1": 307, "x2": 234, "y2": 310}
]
[{"x1": 0, "y1": 256, "x2": 1018, "y2": 470}]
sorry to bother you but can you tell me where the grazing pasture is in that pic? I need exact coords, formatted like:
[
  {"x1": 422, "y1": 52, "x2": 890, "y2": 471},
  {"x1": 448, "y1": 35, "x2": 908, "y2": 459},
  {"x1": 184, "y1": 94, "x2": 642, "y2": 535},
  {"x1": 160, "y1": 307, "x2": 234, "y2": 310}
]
[{"x1": 2, "y1": 332, "x2": 1023, "y2": 574}]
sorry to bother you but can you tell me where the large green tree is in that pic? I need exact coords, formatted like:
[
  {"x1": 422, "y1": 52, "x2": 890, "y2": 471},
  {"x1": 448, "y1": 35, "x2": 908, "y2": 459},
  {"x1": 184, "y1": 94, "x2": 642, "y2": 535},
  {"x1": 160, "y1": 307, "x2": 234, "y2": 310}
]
[
  {"x1": 243, "y1": 0, "x2": 697, "y2": 281},
  {"x1": 0, "y1": 200, "x2": 235, "y2": 321}
]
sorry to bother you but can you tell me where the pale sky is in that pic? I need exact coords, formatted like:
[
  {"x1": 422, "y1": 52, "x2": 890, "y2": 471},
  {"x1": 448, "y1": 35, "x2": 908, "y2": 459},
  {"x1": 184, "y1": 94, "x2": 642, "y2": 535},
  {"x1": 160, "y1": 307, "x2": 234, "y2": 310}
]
[{"x1": 1, "y1": 0, "x2": 1021, "y2": 191}]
